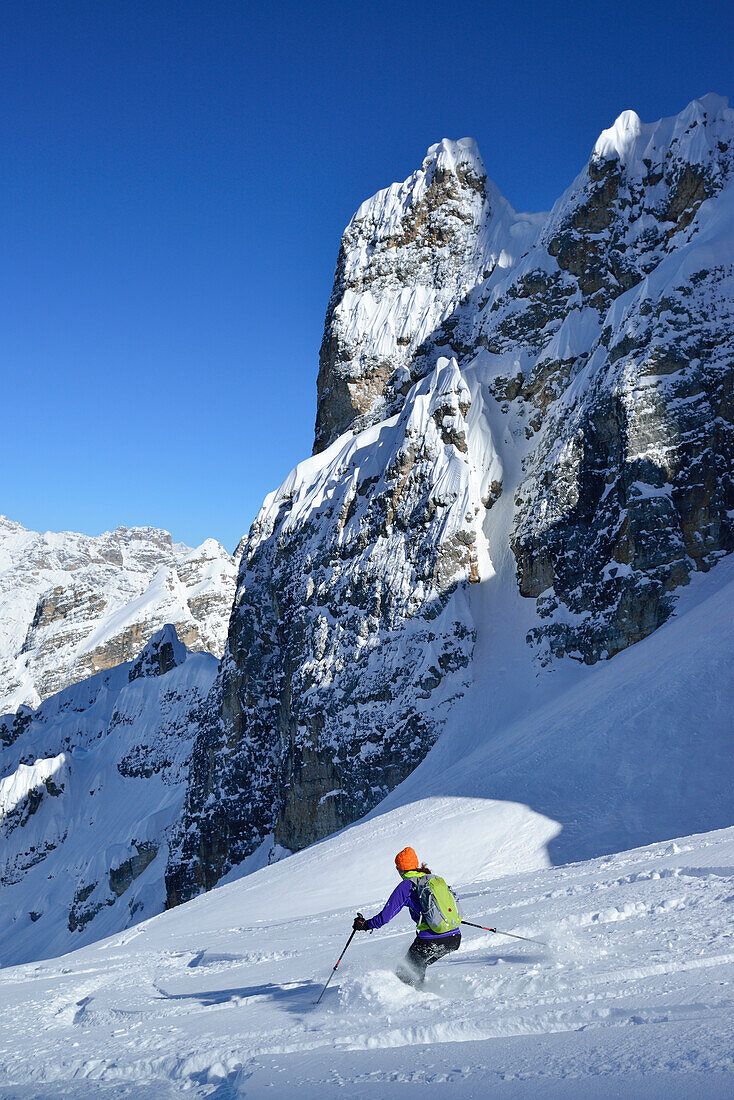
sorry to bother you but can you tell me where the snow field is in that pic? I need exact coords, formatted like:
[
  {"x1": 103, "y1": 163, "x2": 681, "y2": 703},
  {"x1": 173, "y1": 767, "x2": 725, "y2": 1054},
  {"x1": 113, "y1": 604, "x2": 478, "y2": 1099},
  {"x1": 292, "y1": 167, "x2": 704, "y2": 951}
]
[{"x1": 0, "y1": 825, "x2": 732, "y2": 1096}]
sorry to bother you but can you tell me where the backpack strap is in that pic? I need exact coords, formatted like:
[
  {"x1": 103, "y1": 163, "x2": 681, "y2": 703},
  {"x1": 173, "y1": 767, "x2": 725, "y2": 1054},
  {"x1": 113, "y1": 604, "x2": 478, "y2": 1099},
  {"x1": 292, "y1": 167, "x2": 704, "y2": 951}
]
[{"x1": 412, "y1": 873, "x2": 432, "y2": 931}]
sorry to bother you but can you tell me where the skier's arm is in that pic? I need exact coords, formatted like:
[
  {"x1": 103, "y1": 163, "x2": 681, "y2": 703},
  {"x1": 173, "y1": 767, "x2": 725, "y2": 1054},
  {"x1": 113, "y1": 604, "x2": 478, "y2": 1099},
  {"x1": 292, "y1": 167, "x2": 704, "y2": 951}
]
[{"x1": 365, "y1": 881, "x2": 411, "y2": 930}]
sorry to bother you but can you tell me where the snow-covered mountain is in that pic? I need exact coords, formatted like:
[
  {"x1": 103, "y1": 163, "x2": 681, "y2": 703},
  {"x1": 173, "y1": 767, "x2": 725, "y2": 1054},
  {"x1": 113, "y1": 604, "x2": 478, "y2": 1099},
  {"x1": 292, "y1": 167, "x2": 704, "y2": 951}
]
[
  {"x1": 0, "y1": 625, "x2": 217, "y2": 966},
  {"x1": 167, "y1": 94, "x2": 734, "y2": 902},
  {"x1": 0, "y1": 515, "x2": 237, "y2": 713},
  {"x1": 1, "y1": 96, "x2": 732, "y2": 971}
]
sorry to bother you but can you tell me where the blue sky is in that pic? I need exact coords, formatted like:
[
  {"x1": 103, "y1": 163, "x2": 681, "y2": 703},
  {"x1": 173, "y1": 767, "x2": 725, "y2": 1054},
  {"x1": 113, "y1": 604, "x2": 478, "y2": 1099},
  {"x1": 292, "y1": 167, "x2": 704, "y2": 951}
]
[{"x1": 2, "y1": 0, "x2": 732, "y2": 552}]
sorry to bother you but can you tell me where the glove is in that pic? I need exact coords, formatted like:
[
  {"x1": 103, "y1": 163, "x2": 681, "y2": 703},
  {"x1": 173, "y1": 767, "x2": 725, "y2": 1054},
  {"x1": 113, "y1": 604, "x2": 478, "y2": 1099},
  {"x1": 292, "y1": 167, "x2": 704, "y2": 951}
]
[{"x1": 353, "y1": 912, "x2": 369, "y2": 931}]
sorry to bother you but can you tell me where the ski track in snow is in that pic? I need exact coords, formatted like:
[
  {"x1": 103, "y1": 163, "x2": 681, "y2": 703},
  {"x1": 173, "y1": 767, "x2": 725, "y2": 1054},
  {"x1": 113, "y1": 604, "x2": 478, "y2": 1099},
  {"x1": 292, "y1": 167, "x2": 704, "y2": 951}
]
[{"x1": 0, "y1": 827, "x2": 732, "y2": 1097}]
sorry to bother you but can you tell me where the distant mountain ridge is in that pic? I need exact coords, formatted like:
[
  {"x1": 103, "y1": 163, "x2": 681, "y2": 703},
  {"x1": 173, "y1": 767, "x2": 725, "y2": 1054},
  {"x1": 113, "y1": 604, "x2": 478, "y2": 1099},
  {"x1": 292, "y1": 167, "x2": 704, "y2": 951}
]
[{"x1": 0, "y1": 515, "x2": 237, "y2": 714}]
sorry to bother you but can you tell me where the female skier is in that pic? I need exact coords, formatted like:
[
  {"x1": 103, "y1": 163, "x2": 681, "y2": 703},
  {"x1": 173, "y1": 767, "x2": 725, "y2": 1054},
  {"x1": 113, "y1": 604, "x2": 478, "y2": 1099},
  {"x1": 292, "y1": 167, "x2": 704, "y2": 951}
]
[{"x1": 352, "y1": 846, "x2": 461, "y2": 986}]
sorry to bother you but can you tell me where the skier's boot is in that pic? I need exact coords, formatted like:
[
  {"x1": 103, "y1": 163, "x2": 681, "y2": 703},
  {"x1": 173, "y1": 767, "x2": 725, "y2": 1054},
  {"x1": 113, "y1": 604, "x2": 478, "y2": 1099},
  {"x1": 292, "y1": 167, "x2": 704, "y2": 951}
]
[{"x1": 396, "y1": 961, "x2": 424, "y2": 989}]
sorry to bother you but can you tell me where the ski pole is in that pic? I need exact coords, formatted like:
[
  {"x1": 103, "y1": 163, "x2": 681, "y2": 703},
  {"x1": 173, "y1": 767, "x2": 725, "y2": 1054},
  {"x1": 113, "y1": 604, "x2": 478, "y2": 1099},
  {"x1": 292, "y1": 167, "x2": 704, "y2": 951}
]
[
  {"x1": 461, "y1": 920, "x2": 547, "y2": 947},
  {"x1": 314, "y1": 926, "x2": 357, "y2": 1005}
]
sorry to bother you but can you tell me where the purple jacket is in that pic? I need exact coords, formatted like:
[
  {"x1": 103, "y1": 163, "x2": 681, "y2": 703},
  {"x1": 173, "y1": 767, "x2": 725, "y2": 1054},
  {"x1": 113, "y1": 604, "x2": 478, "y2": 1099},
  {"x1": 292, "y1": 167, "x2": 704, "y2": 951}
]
[{"x1": 366, "y1": 877, "x2": 459, "y2": 940}]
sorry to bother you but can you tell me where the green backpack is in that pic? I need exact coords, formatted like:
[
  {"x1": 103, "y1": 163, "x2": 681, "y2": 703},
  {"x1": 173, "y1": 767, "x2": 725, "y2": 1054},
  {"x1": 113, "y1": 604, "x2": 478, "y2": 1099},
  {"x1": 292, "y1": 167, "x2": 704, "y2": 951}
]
[{"x1": 414, "y1": 874, "x2": 461, "y2": 934}]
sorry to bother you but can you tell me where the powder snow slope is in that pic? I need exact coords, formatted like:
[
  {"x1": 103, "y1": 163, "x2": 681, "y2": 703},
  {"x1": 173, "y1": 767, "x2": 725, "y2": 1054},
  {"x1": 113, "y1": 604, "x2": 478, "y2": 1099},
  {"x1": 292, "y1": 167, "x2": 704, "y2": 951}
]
[
  {"x1": 0, "y1": 820, "x2": 732, "y2": 1096},
  {"x1": 0, "y1": 515, "x2": 237, "y2": 714}
]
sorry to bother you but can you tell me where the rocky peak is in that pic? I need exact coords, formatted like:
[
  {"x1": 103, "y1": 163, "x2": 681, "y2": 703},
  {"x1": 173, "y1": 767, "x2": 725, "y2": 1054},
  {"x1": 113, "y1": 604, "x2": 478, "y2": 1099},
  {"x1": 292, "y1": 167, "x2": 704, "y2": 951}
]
[
  {"x1": 591, "y1": 94, "x2": 731, "y2": 172},
  {"x1": 128, "y1": 625, "x2": 188, "y2": 682},
  {"x1": 313, "y1": 138, "x2": 543, "y2": 453},
  {"x1": 538, "y1": 95, "x2": 734, "y2": 310}
]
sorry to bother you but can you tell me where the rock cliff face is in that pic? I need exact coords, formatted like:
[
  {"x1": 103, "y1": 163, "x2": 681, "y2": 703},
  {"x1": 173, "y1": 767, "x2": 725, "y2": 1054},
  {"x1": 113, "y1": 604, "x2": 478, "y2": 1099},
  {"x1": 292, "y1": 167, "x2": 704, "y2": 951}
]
[
  {"x1": 0, "y1": 626, "x2": 216, "y2": 966},
  {"x1": 163, "y1": 95, "x2": 733, "y2": 902},
  {"x1": 502, "y1": 94, "x2": 734, "y2": 660},
  {"x1": 167, "y1": 357, "x2": 498, "y2": 900},
  {"x1": 0, "y1": 517, "x2": 237, "y2": 714},
  {"x1": 314, "y1": 137, "x2": 544, "y2": 452}
]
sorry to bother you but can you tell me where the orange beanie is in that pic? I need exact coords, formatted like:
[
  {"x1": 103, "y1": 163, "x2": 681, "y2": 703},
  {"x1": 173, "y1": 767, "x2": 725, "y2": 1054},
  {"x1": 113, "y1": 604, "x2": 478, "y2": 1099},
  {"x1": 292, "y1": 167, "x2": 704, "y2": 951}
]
[{"x1": 395, "y1": 846, "x2": 419, "y2": 872}]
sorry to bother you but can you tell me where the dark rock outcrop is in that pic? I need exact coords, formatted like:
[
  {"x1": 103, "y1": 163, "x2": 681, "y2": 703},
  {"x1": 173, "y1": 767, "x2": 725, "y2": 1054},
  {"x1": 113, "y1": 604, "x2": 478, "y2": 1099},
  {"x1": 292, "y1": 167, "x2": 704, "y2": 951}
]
[{"x1": 166, "y1": 359, "x2": 488, "y2": 903}]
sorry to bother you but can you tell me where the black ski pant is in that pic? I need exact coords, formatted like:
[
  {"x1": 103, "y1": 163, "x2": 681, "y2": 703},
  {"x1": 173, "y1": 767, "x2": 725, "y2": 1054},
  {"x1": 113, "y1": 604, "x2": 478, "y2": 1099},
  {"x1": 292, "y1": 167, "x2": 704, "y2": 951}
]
[{"x1": 398, "y1": 932, "x2": 461, "y2": 985}]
